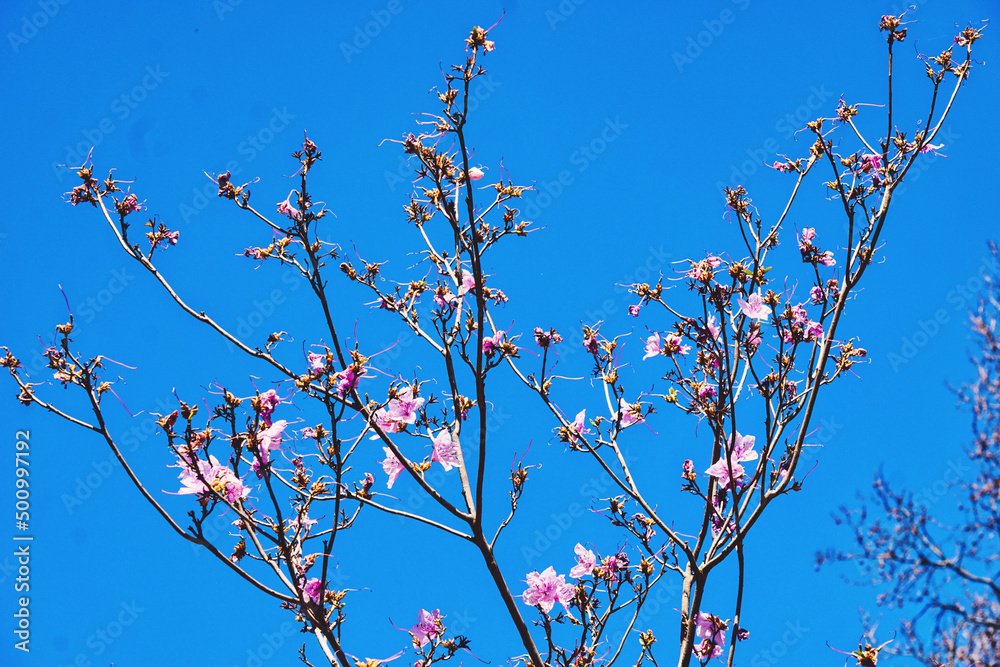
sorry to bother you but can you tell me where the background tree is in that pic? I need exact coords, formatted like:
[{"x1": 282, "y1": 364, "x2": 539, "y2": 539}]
[{"x1": 822, "y1": 243, "x2": 1000, "y2": 667}]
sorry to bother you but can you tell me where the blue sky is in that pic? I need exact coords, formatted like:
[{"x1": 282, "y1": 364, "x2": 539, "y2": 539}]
[{"x1": 1, "y1": 1, "x2": 998, "y2": 666}]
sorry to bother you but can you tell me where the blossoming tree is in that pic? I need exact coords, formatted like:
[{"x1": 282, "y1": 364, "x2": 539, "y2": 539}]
[{"x1": 1, "y1": 15, "x2": 986, "y2": 667}]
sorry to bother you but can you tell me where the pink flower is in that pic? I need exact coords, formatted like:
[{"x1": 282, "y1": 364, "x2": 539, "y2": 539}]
[
  {"x1": 617, "y1": 399, "x2": 644, "y2": 428},
  {"x1": 379, "y1": 447, "x2": 404, "y2": 489},
  {"x1": 176, "y1": 455, "x2": 249, "y2": 503},
  {"x1": 920, "y1": 142, "x2": 946, "y2": 156},
  {"x1": 569, "y1": 543, "x2": 596, "y2": 579},
  {"x1": 628, "y1": 304, "x2": 641, "y2": 317},
  {"x1": 431, "y1": 429, "x2": 461, "y2": 471},
  {"x1": 303, "y1": 577, "x2": 322, "y2": 603},
  {"x1": 308, "y1": 352, "x2": 327, "y2": 373},
  {"x1": 817, "y1": 250, "x2": 836, "y2": 267},
  {"x1": 410, "y1": 608, "x2": 443, "y2": 647},
  {"x1": 288, "y1": 512, "x2": 318, "y2": 533},
  {"x1": 798, "y1": 227, "x2": 817, "y2": 249},
  {"x1": 685, "y1": 256, "x2": 722, "y2": 283},
  {"x1": 705, "y1": 315, "x2": 721, "y2": 341},
  {"x1": 259, "y1": 389, "x2": 281, "y2": 425},
  {"x1": 533, "y1": 327, "x2": 563, "y2": 348},
  {"x1": 596, "y1": 552, "x2": 629, "y2": 581},
  {"x1": 662, "y1": 333, "x2": 690, "y2": 357},
  {"x1": 385, "y1": 387, "x2": 424, "y2": 426},
  {"x1": 334, "y1": 368, "x2": 361, "y2": 398},
  {"x1": 482, "y1": 331, "x2": 504, "y2": 354},
  {"x1": 697, "y1": 383, "x2": 717, "y2": 401},
  {"x1": 434, "y1": 289, "x2": 455, "y2": 309},
  {"x1": 582, "y1": 333, "x2": 599, "y2": 354},
  {"x1": 642, "y1": 333, "x2": 661, "y2": 360},
  {"x1": 522, "y1": 566, "x2": 575, "y2": 613},
  {"x1": 706, "y1": 432, "x2": 759, "y2": 491},
  {"x1": 467, "y1": 167, "x2": 485, "y2": 180},
  {"x1": 277, "y1": 191, "x2": 301, "y2": 220},
  {"x1": 568, "y1": 409, "x2": 591, "y2": 444},
  {"x1": 737, "y1": 292, "x2": 772, "y2": 321},
  {"x1": 860, "y1": 153, "x2": 882, "y2": 173},
  {"x1": 458, "y1": 269, "x2": 476, "y2": 295},
  {"x1": 693, "y1": 612, "x2": 728, "y2": 660},
  {"x1": 809, "y1": 285, "x2": 825, "y2": 304},
  {"x1": 767, "y1": 160, "x2": 793, "y2": 173},
  {"x1": 252, "y1": 419, "x2": 287, "y2": 473},
  {"x1": 116, "y1": 192, "x2": 144, "y2": 216}
]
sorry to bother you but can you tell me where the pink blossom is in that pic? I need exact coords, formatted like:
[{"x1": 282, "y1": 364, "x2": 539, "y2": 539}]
[
  {"x1": 431, "y1": 429, "x2": 461, "y2": 471},
  {"x1": 360, "y1": 472, "x2": 375, "y2": 494},
  {"x1": 253, "y1": 419, "x2": 287, "y2": 473},
  {"x1": 582, "y1": 332, "x2": 599, "y2": 354},
  {"x1": 308, "y1": 352, "x2": 327, "y2": 373},
  {"x1": 860, "y1": 154, "x2": 882, "y2": 172},
  {"x1": 116, "y1": 193, "x2": 143, "y2": 216},
  {"x1": 693, "y1": 612, "x2": 728, "y2": 660},
  {"x1": 482, "y1": 331, "x2": 504, "y2": 354},
  {"x1": 767, "y1": 160, "x2": 793, "y2": 173},
  {"x1": 522, "y1": 566, "x2": 575, "y2": 613},
  {"x1": 737, "y1": 292, "x2": 772, "y2": 321},
  {"x1": 533, "y1": 327, "x2": 563, "y2": 348},
  {"x1": 628, "y1": 304, "x2": 641, "y2": 317},
  {"x1": 259, "y1": 389, "x2": 280, "y2": 425},
  {"x1": 372, "y1": 408, "x2": 402, "y2": 436},
  {"x1": 805, "y1": 320, "x2": 824, "y2": 340},
  {"x1": 697, "y1": 383, "x2": 718, "y2": 401},
  {"x1": 467, "y1": 167, "x2": 485, "y2": 180},
  {"x1": 662, "y1": 333, "x2": 691, "y2": 357},
  {"x1": 176, "y1": 455, "x2": 249, "y2": 503},
  {"x1": 705, "y1": 315, "x2": 721, "y2": 341},
  {"x1": 434, "y1": 289, "x2": 454, "y2": 309},
  {"x1": 596, "y1": 552, "x2": 629, "y2": 580},
  {"x1": 642, "y1": 333, "x2": 661, "y2": 360},
  {"x1": 458, "y1": 270, "x2": 476, "y2": 295},
  {"x1": 409, "y1": 608, "x2": 443, "y2": 647},
  {"x1": 617, "y1": 399, "x2": 644, "y2": 428},
  {"x1": 798, "y1": 227, "x2": 817, "y2": 249},
  {"x1": 380, "y1": 447, "x2": 404, "y2": 489},
  {"x1": 568, "y1": 409, "x2": 591, "y2": 444},
  {"x1": 817, "y1": 250, "x2": 836, "y2": 266},
  {"x1": 685, "y1": 256, "x2": 722, "y2": 283},
  {"x1": 706, "y1": 432, "x2": 759, "y2": 491},
  {"x1": 277, "y1": 191, "x2": 301, "y2": 220},
  {"x1": 303, "y1": 577, "x2": 322, "y2": 603},
  {"x1": 386, "y1": 387, "x2": 424, "y2": 425},
  {"x1": 809, "y1": 285, "x2": 825, "y2": 304},
  {"x1": 334, "y1": 368, "x2": 360, "y2": 397},
  {"x1": 569, "y1": 543, "x2": 596, "y2": 579},
  {"x1": 919, "y1": 142, "x2": 946, "y2": 156},
  {"x1": 288, "y1": 513, "x2": 318, "y2": 533}
]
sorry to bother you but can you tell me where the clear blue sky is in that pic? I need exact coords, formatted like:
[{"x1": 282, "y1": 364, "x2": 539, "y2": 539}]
[{"x1": 2, "y1": 1, "x2": 997, "y2": 665}]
